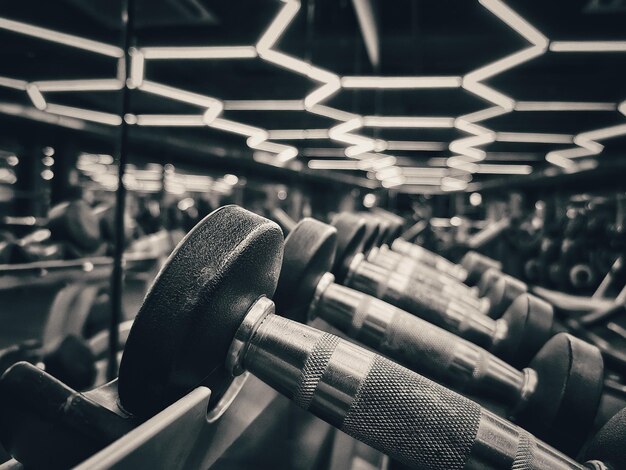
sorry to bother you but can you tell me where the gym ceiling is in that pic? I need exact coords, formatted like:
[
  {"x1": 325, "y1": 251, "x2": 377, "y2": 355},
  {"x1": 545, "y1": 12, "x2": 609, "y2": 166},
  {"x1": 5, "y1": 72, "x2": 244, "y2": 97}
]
[{"x1": 0, "y1": 0, "x2": 625, "y2": 193}]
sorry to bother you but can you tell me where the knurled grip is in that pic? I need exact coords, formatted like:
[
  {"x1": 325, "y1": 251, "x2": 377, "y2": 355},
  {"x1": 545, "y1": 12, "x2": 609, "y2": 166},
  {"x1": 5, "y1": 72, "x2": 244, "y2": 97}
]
[
  {"x1": 394, "y1": 281, "x2": 454, "y2": 328},
  {"x1": 377, "y1": 307, "x2": 524, "y2": 408},
  {"x1": 512, "y1": 430, "x2": 537, "y2": 470},
  {"x1": 341, "y1": 354, "x2": 481, "y2": 470},
  {"x1": 379, "y1": 310, "x2": 461, "y2": 386}
]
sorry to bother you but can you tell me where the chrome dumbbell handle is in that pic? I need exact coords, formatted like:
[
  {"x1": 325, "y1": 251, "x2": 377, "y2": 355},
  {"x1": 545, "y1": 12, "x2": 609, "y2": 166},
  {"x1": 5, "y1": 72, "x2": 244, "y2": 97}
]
[
  {"x1": 228, "y1": 298, "x2": 584, "y2": 470},
  {"x1": 311, "y1": 276, "x2": 535, "y2": 412},
  {"x1": 369, "y1": 247, "x2": 489, "y2": 314},
  {"x1": 391, "y1": 238, "x2": 468, "y2": 281},
  {"x1": 370, "y1": 246, "x2": 480, "y2": 298},
  {"x1": 346, "y1": 254, "x2": 507, "y2": 350}
]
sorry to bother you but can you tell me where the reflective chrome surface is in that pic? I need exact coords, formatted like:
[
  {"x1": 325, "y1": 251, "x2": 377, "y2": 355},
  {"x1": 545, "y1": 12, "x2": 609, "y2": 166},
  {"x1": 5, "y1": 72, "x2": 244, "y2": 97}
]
[
  {"x1": 390, "y1": 238, "x2": 468, "y2": 281},
  {"x1": 468, "y1": 410, "x2": 584, "y2": 470}
]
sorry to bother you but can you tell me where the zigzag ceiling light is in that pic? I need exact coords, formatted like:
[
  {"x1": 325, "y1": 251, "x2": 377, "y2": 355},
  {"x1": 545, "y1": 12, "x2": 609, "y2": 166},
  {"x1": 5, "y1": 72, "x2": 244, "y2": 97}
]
[
  {"x1": 0, "y1": 0, "x2": 625, "y2": 190},
  {"x1": 449, "y1": 0, "x2": 626, "y2": 172}
]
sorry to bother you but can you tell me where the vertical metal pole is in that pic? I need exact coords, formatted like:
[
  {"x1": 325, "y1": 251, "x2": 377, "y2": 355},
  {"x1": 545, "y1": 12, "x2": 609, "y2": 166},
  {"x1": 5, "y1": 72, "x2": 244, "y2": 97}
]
[{"x1": 108, "y1": 0, "x2": 134, "y2": 380}]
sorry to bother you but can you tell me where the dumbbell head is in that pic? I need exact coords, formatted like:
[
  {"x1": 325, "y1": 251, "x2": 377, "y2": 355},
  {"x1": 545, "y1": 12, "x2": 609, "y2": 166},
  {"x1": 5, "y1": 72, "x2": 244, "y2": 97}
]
[
  {"x1": 0, "y1": 363, "x2": 129, "y2": 469},
  {"x1": 371, "y1": 208, "x2": 404, "y2": 241},
  {"x1": 569, "y1": 264, "x2": 596, "y2": 289},
  {"x1": 44, "y1": 335, "x2": 97, "y2": 391},
  {"x1": 360, "y1": 218, "x2": 381, "y2": 255},
  {"x1": 382, "y1": 218, "x2": 403, "y2": 243},
  {"x1": 48, "y1": 200, "x2": 101, "y2": 252},
  {"x1": 0, "y1": 231, "x2": 16, "y2": 264},
  {"x1": 274, "y1": 218, "x2": 336, "y2": 324},
  {"x1": 480, "y1": 268, "x2": 528, "y2": 318},
  {"x1": 372, "y1": 218, "x2": 393, "y2": 246},
  {"x1": 118, "y1": 205, "x2": 284, "y2": 418},
  {"x1": 497, "y1": 294, "x2": 554, "y2": 367},
  {"x1": 582, "y1": 405, "x2": 626, "y2": 470},
  {"x1": 518, "y1": 333, "x2": 604, "y2": 456},
  {"x1": 330, "y1": 212, "x2": 367, "y2": 283},
  {"x1": 460, "y1": 251, "x2": 502, "y2": 286}
]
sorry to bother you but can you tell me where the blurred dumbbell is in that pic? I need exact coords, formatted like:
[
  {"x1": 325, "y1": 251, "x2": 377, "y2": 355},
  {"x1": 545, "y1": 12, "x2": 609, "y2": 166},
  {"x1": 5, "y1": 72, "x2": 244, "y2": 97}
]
[
  {"x1": 48, "y1": 200, "x2": 102, "y2": 253},
  {"x1": 268, "y1": 207, "x2": 297, "y2": 236},
  {"x1": 370, "y1": 208, "x2": 405, "y2": 237},
  {"x1": 274, "y1": 218, "x2": 604, "y2": 455},
  {"x1": 367, "y1": 244, "x2": 487, "y2": 313},
  {"x1": 0, "y1": 229, "x2": 65, "y2": 264},
  {"x1": 273, "y1": 211, "x2": 548, "y2": 366},
  {"x1": 331, "y1": 221, "x2": 554, "y2": 368},
  {"x1": 389, "y1": 237, "x2": 469, "y2": 281},
  {"x1": 390, "y1": 236, "x2": 505, "y2": 291},
  {"x1": 570, "y1": 264, "x2": 597, "y2": 290},
  {"x1": 0, "y1": 206, "x2": 598, "y2": 469},
  {"x1": 477, "y1": 268, "x2": 529, "y2": 319},
  {"x1": 355, "y1": 216, "x2": 381, "y2": 255},
  {"x1": 272, "y1": 211, "x2": 489, "y2": 314},
  {"x1": 580, "y1": 405, "x2": 626, "y2": 470},
  {"x1": 360, "y1": 213, "x2": 397, "y2": 247},
  {"x1": 94, "y1": 203, "x2": 136, "y2": 246},
  {"x1": 0, "y1": 335, "x2": 96, "y2": 391},
  {"x1": 136, "y1": 199, "x2": 162, "y2": 235}
]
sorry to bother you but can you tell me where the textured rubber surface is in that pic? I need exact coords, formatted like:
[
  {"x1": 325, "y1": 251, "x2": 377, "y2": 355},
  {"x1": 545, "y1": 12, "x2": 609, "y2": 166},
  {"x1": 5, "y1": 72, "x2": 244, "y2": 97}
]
[
  {"x1": 275, "y1": 219, "x2": 336, "y2": 324},
  {"x1": 498, "y1": 294, "x2": 553, "y2": 368},
  {"x1": 583, "y1": 406, "x2": 626, "y2": 470},
  {"x1": 520, "y1": 333, "x2": 603, "y2": 456},
  {"x1": 341, "y1": 354, "x2": 480, "y2": 470},
  {"x1": 118, "y1": 206, "x2": 284, "y2": 418},
  {"x1": 331, "y1": 212, "x2": 366, "y2": 282}
]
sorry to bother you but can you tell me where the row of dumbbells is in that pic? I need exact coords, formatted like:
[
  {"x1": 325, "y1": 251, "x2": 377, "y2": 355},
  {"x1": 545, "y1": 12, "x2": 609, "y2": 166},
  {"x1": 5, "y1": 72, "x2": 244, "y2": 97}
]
[
  {"x1": 0, "y1": 200, "x2": 123, "y2": 265},
  {"x1": 515, "y1": 196, "x2": 625, "y2": 293},
  {"x1": 0, "y1": 205, "x2": 622, "y2": 469}
]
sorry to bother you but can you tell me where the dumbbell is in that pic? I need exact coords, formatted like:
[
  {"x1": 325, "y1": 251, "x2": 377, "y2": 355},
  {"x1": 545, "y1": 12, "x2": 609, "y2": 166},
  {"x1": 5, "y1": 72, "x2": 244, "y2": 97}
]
[
  {"x1": 389, "y1": 235, "x2": 505, "y2": 289},
  {"x1": 396, "y1": 249, "x2": 520, "y2": 321},
  {"x1": 476, "y1": 267, "x2": 530, "y2": 318},
  {"x1": 274, "y1": 217, "x2": 604, "y2": 455},
  {"x1": 581, "y1": 405, "x2": 626, "y2": 470},
  {"x1": 370, "y1": 207, "x2": 406, "y2": 237},
  {"x1": 281, "y1": 211, "x2": 549, "y2": 364},
  {"x1": 355, "y1": 215, "x2": 381, "y2": 255},
  {"x1": 277, "y1": 211, "x2": 490, "y2": 315},
  {"x1": 570, "y1": 264, "x2": 597, "y2": 290},
  {"x1": 367, "y1": 244, "x2": 488, "y2": 313},
  {"x1": 374, "y1": 225, "x2": 507, "y2": 301},
  {"x1": 0, "y1": 206, "x2": 596, "y2": 469},
  {"x1": 0, "y1": 229, "x2": 65, "y2": 264},
  {"x1": 360, "y1": 213, "x2": 395, "y2": 247},
  {"x1": 387, "y1": 237, "x2": 469, "y2": 280},
  {"x1": 94, "y1": 203, "x2": 136, "y2": 245},
  {"x1": 269, "y1": 207, "x2": 297, "y2": 236},
  {"x1": 327, "y1": 218, "x2": 554, "y2": 368},
  {"x1": 48, "y1": 200, "x2": 102, "y2": 253},
  {"x1": 0, "y1": 335, "x2": 96, "y2": 391},
  {"x1": 353, "y1": 214, "x2": 549, "y2": 325}
]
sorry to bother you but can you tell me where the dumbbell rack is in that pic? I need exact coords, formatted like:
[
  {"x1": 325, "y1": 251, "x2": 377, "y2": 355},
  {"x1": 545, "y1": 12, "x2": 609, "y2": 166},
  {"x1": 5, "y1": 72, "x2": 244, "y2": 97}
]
[
  {"x1": 0, "y1": 254, "x2": 160, "y2": 290},
  {"x1": 0, "y1": 255, "x2": 160, "y2": 350},
  {"x1": 0, "y1": 375, "x2": 385, "y2": 469}
]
